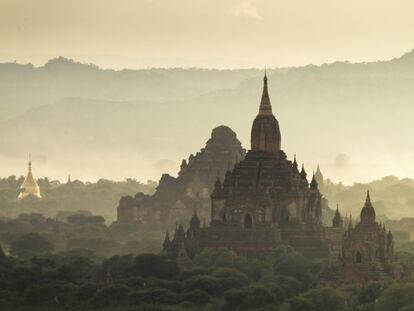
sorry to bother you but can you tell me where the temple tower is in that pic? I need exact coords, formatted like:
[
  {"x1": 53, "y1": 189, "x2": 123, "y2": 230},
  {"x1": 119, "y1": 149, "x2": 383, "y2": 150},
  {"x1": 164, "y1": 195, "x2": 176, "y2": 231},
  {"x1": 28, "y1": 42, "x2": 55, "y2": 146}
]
[
  {"x1": 250, "y1": 73, "x2": 281, "y2": 153},
  {"x1": 360, "y1": 190, "x2": 376, "y2": 225}
]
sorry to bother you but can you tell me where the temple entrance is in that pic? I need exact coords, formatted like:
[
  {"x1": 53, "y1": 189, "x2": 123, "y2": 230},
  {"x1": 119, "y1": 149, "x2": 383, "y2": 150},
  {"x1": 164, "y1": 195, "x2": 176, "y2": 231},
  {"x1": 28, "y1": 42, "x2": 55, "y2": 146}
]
[
  {"x1": 244, "y1": 214, "x2": 253, "y2": 229},
  {"x1": 279, "y1": 208, "x2": 290, "y2": 227},
  {"x1": 356, "y1": 251, "x2": 362, "y2": 264}
]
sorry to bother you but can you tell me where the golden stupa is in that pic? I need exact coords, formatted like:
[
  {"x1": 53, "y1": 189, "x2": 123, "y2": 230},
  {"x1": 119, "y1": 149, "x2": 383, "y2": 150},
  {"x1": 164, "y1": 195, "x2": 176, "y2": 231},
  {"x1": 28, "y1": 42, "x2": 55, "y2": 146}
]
[{"x1": 18, "y1": 158, "x2": 42, "y2": 200}]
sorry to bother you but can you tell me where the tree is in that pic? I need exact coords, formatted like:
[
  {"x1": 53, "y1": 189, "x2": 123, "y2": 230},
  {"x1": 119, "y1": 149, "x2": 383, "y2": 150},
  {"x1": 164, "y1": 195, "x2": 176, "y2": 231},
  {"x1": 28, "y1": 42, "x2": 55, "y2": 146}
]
[
  {"x1": 10, "y1": 233, "x2": 53, "y2": 258},
  {"x1": 181, "y1": 289, "x2": 210, "y2": 306},
  {"x1": 357, "y1": 282, "x2": 383, "y2": 306},
  {"x1": 78, "y1": 282, "x2": 99, "y2": 301},
  {"x1": 301, "y1": 287, "x2": 349, "y2": 311},
  {"x1": 132, "y1": 254, "x2": 179, "y2": 280},
  {"x1": 287, "y1": 296, "x2": 315, "y2": 311},
  {"x1": 129, "y1": 287, "x2": 178, "y2": 305},
  {"x1": 44, "y1": 255, "x2": 94, "y2": 282},
  {"x1": 182, "y1": 275, "x2": 222, "y2": 296},
  {"x1": 91, "y1": 284, "x2": 131, "y2": 307},
  {"x1": 240, "y1": 286, "x2": 276, "y2": 310},
  {"x1": 224, "y1": 288, "x2": 249, "y2": 310},
  {"x1": 375, "y1": 283, "x2": 414, "y2": 311},
  {"x1": 272, "y1": 246, "x2": 317, "y2": 289},
  {"x1": 21, "y1": 282, "x2": 77, "y2": 307}
]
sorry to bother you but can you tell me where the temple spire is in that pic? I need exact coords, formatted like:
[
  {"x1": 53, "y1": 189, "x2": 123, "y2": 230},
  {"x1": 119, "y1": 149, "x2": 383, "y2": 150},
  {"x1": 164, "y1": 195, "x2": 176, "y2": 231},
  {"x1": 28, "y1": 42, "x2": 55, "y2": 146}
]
[
  {"x1": 366, "y1": 190, "x2": 371, "y2": 203},
  {"x1": 250, "y1": 73, "x2": 281, "y2": 153},
  {"x1": 332, "y1": 204, "x2": 343, "y2": 228},
  {"x1": 360, "y1": 190, "x2": 376, "y2": 225},
  {"x1": 28, "y1": 153, "x2": 32, "y2": 173},
  {"x1": 300, "y1": 164, "x2": 307, "y2": 179},
  {"x1": 310, "y1": 172, "x2": 318, "y2": 190},
  {"x1": 292, "y1": 154, "x2": 299, "y2": 173},
  {"x1": 259, "y1": 72, "x2": 272, "y2": 116}
]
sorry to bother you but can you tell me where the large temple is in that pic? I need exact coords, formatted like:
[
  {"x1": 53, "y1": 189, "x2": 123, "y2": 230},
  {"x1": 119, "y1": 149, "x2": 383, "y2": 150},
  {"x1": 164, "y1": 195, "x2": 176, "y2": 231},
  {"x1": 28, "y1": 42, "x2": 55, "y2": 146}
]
[
  {"x1": 165, "y1": 74, "x2": 331, "y2": 258},
  {"x1": 164, "y1": 75, "x2": 400, "y2": 284},
  {"x1": 18, "y1": 158, "x2": 42, "y2": 200},
  {"x1": 116, "y1": 126, "x2": 246, "y2": 225}
]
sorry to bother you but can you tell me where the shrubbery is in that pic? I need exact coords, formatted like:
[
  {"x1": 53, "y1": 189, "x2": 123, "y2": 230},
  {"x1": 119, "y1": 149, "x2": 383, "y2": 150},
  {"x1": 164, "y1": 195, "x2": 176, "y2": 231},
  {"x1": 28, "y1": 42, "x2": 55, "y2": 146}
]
[{"x1": 0, "y1": 240, "x2": 412, "y2": 310}]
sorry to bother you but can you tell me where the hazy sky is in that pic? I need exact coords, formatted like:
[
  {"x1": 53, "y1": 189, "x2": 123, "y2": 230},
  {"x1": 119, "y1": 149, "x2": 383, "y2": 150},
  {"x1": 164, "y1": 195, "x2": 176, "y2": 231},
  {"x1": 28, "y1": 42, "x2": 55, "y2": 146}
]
[{"x1": 1, "y1": 0, "x2": 414, "y2": 68}]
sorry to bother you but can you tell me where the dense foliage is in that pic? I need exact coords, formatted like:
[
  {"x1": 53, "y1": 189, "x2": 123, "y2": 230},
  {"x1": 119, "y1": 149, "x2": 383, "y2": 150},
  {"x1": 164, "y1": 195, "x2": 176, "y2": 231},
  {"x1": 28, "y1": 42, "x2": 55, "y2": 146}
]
[
  {"x1": 0, "y1": 245, "x2": 413, "y2": 311},
  {"x1": 0, "y1": 212, "x2": 168, "y2": 259}
]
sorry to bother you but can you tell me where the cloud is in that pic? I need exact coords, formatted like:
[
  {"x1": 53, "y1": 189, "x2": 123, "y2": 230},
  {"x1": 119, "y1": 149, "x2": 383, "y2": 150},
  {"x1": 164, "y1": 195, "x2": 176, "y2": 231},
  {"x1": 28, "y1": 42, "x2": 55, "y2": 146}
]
[{"x1": 233, "y1": 1, "x2": 262, "y2": 20}]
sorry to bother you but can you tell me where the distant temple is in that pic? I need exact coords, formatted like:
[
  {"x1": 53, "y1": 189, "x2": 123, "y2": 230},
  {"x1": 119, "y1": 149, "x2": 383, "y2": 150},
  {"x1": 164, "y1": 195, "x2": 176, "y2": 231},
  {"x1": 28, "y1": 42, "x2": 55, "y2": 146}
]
[
  {"x1": 323, "y1": 191, "x2": 399, "y2": 283},
  {"x1": 165, "y1": 74, "x2": 332, "y2": 258},
  {"x1": 116, "y1": 125, "x2": 246, "y2": 225},
  {"x1": 18, "y1": 158, "x2": 42, "y2": 200}
]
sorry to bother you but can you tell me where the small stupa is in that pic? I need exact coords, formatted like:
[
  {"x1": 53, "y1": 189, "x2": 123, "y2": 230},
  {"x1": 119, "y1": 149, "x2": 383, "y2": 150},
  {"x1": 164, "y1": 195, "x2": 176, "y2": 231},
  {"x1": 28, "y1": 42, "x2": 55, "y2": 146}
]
[{"x1": 18, "y1": 155, "x2": 42, "y2": 200}]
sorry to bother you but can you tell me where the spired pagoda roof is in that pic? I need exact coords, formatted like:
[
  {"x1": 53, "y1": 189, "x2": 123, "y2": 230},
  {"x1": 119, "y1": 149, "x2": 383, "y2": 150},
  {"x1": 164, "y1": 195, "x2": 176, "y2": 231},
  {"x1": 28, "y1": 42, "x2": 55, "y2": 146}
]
[
  {"x1": 215, "y1": 74, "x2": 313, "y2": 197},
  {"x1": 18, "y1": 160, "x2": 42, "y2": 200},
  {"x1": 360, "y1": 190, "x2": 376, "y2": 225},
  {"x1": 250, "y1": 73, "x2": 281, "y2": 153}
]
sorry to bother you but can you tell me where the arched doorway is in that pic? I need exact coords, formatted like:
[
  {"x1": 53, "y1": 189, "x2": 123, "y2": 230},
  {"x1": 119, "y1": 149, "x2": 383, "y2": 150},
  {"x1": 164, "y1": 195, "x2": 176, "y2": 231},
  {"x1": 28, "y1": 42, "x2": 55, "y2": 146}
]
[
  {"x1": 279, "y1": 208, "x2": 290, "y2": 227},
  {"x1": 244, "y1": 214, "x2": 253, "y2": 229},
  {"x1": 356, "y1": 251, "x2": 362, "y2": 264}
]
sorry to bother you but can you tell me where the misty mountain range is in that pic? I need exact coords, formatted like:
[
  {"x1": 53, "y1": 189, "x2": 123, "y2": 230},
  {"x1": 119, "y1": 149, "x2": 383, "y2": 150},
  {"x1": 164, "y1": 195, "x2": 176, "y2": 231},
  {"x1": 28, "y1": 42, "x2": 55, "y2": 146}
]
[{"x1": 1, "y1": 50, "x2": 414, "y2": 183}]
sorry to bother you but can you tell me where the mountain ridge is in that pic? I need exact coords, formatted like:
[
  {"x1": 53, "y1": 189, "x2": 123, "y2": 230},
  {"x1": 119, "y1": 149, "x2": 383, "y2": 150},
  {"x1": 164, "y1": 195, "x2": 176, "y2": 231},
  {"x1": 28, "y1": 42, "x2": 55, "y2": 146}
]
[{"x1": 1, "y1": 49, "x2": 414, "y2": 183}]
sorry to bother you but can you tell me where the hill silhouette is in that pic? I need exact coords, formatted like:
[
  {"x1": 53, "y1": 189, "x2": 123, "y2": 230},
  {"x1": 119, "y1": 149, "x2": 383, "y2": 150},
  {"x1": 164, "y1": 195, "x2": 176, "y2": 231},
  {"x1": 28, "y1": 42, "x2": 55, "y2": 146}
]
[{"x1": 1, "y1": 50, "x2": 414, "y2": 183}]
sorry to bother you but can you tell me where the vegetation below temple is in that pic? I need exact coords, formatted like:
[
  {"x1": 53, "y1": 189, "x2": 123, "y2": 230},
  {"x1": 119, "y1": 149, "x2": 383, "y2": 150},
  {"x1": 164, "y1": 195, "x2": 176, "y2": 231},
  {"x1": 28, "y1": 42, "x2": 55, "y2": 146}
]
[
  {"x1": 0, "y1": 243, "x2": 414, "y2": 311},
  {"x1": 1, "y1": 175, "x2": 414, "y2": 310}
]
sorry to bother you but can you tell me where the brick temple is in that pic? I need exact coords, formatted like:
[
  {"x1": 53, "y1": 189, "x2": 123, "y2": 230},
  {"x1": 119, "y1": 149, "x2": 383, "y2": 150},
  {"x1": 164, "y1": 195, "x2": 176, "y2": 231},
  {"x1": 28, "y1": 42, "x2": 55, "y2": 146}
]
[
  {"x1": 116, "y1": 125, "x2": 245, "y2": 225},
  {"x1": 165, "y1": 74, "x2": 332, "y2": 258}
]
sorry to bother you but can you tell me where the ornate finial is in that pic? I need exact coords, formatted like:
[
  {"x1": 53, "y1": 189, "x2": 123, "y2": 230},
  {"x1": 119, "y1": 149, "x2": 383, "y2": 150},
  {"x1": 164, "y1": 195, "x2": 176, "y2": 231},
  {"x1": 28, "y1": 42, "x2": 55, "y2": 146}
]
[
  {"x1": 366, "y1": 190, "x2": 371, "y2": 203},
  {"x1": 258, "y1": 70, "x2": 272, "y2": 115},
  {"x1": 28, "y1": 153, "x2": 32, "y2": 172}
]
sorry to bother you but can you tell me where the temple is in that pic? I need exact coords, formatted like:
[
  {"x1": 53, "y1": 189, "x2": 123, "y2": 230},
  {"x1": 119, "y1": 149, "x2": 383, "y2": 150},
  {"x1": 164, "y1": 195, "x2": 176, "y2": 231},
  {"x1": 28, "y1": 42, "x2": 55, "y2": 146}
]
[
  {"x1": 116, "y1": 125, "x2": 246, "y2": 225},
  {"x1": 323, "y1": 191, "x2": 399, "y2": 283},
  {"x1": 18, "y1": 157, "x2": 42, "y2": 200},
  {"x1": 165, "y1": 74, "x2": 331, "y2": 258}
]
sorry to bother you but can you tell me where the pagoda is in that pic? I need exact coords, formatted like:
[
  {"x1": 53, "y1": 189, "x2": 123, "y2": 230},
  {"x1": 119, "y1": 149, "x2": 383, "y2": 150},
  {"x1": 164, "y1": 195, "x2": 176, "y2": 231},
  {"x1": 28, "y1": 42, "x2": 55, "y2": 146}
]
[
  {"x1": 166, "y1": 74, "x2": 330, "y2": 258},
  {"x1": 18, "y1": 156, "x2": 42, "y2": 200}
]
